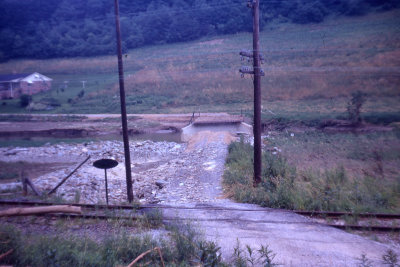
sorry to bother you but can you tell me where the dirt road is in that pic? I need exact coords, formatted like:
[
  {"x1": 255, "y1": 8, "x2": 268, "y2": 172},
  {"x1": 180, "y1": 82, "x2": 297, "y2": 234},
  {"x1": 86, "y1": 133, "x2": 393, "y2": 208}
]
[{"x1": 160, "y1": 131, "x2": 399, "y2": 266}]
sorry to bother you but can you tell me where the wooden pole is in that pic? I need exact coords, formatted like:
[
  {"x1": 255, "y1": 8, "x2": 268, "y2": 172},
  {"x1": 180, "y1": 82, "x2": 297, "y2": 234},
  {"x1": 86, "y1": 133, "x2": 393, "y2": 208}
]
[
  {"x1": 252, "y1": 0, "x2": 262, "y2": 186},
  {"x1": 21, "y1": 171, "x2": 40, "y2": 196},
  {"x1": 22, "y1": 171, "x2": 27, "y2": 196},
  {"x1": 114, "y1": 0, "x2": 134, "y2": 203},
  {"x1": 25, "y1": 177, "x2": 41, "y2": 196},
  {"x1": 48, "y1": 156, "x2": 90, "y2": 195}
]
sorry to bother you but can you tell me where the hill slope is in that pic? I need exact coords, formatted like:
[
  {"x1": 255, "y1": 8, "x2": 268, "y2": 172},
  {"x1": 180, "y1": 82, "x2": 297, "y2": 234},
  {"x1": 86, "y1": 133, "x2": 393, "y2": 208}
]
[
  {"x1": 1, "y1": 0, "x2": 398, "y2": 60},
  {"x1": 0, "y1": 10, "x2": 399, "y2": 119}
]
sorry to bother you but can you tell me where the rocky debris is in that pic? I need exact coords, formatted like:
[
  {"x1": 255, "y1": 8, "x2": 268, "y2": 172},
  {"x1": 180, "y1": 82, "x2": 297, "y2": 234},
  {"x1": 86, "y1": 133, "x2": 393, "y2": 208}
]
[
  {"x1": 1, "y1": 134, "x2": 231, "y2": 205},
  {"x1": 0, "y1": 182, "x2": 21, "y2": 193},
  {"x1": 155, "y1": 180, "x2": 167, "y2": 189}
]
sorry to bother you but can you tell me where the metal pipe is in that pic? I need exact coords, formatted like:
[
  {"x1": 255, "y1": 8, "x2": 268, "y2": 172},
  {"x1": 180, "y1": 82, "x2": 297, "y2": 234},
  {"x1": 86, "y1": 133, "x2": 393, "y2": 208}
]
[{"x1": 104, "y1": 169, "x2": 109, "y2": 205}]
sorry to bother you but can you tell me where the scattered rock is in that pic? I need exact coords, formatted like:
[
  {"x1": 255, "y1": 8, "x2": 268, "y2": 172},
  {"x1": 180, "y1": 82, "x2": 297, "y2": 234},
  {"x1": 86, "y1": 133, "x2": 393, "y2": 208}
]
[
  {"x1": 0, "y1": 182, "x2": 22, "y2": 192},
  {"x1": 155, "y1": 180, "x2": 167, "y2": 189},
  {"x1": 1, "y1": 135, "x2": 229, "y2": 205}
]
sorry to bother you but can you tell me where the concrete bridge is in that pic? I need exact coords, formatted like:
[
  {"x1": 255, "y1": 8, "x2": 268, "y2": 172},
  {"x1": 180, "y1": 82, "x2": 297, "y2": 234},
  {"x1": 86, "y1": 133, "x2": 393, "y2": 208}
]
[{"x1": 182, "y1": 114, "x2": 252, "y2": 142}]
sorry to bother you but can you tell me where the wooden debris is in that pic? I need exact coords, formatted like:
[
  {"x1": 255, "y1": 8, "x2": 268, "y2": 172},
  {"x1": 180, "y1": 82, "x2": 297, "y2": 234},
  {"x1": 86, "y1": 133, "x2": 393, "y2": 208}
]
[
  {"x1": 21, "y1": 171, "x2": 40, "y2": 196},
  {"x1": 22, "y1": 172, "x2": 27, "y2": 196},
  {"x1": 0, "y1": 205, "x2": 81, "y2": 217},
  {"x1": 48, "y1": 156, "x2": 90, "y2": 195},
  {"x1": 25, "y1": 177, "x2": 41, "y2": 196},
  {"x1": 126, "y1": 247, "x2": 165, "y2": 267}
]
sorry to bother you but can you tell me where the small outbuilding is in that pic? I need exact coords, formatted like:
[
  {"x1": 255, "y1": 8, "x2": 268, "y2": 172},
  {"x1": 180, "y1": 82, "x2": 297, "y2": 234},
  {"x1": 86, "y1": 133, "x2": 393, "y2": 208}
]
[{"x1": 0, "y1": 72, "x2": 52, "y2": 99}]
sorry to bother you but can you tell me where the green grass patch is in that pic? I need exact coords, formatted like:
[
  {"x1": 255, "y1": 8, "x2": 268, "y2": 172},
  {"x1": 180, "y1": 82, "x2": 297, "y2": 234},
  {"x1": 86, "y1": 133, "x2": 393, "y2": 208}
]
[
  {"x1": 223, "y1": 140, "x2": 400, "y2": 213},
  {"x1": 0, "y1": 223, "x2": 225, "y2": 267}
]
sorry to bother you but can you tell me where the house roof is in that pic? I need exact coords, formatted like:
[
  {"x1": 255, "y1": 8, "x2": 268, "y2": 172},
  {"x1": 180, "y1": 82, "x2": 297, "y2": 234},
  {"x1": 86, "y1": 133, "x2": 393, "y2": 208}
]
[
  {"x1": 0, "y1": 72, "x2": 52, "y2": 82},
  {"x1": 0, "y1": 73, "x2": 31, "y2": 82}
]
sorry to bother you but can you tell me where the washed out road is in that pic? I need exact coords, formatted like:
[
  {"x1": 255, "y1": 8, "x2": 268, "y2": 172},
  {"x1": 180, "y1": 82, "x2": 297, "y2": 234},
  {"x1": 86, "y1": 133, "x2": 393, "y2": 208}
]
[{"x1": 161, "y1": 131, "x2": 398, "y2": 266}]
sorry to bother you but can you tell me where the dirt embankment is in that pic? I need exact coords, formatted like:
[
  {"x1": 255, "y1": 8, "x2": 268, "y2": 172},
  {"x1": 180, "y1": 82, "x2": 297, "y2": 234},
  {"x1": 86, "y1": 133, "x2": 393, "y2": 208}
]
[{"x1": 0, "y1": 113, "x2": 242, "y2": 138}]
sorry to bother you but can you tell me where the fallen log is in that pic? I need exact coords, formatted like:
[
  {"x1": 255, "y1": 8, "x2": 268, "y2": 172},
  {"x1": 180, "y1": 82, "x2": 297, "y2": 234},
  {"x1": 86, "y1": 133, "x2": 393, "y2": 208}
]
[{"x1": 0, "y1": 205, "x2": 81, "y2": 217}]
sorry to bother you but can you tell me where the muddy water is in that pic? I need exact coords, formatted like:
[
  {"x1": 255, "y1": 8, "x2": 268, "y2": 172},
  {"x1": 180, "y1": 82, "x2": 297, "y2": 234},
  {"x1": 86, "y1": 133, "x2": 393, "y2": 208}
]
[{"x1": 0, "y1": 132, "x2": 182, "y2": 147}]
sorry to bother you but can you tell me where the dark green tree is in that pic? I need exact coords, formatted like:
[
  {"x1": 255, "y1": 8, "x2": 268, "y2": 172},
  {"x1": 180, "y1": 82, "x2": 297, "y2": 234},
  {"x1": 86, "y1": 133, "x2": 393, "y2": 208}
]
[{"x1": 347, "y1": 91, "x2": 367, "y2": 126}]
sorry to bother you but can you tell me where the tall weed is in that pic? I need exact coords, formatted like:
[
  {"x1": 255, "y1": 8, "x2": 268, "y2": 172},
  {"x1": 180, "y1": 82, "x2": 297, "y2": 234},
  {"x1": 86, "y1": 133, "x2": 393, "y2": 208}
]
[
  {"x1": 0, "y1": 223, "x2": 223, "y2": 267},
  {"x1": 223, "y1": 141, "x2": 400, "y2": 212}
]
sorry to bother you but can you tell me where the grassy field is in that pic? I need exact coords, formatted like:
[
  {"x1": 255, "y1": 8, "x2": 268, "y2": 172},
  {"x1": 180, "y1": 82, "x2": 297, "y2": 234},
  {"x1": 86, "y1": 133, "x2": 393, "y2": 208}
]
[
  {"x1": 223, "y1": 133, "x2": 400, "y2": 213},
  {"x1": 0, "y1": 219, "x2": 226, "y2": 266},
  {"x1": 0, "y1": 10, "x2": 399, "y2": 117}
]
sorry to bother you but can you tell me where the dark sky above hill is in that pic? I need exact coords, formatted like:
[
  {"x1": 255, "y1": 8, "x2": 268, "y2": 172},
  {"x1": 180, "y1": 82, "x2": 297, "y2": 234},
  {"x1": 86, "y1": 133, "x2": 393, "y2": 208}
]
[{"x1": 0, "y1": 0, "x2": 399, "y2": 61}]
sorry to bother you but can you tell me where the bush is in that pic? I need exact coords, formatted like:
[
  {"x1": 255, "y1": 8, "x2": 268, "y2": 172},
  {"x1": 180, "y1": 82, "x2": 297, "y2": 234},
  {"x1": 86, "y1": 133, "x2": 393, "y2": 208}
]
[
  {"x1": 77, "y1": 90, "x2": 85, "y2": 98},
  {"x1": 230, "y1": 240, "x2": 279, "y2": 267},
  {"x1": 196, "y1": 241, "x2": 223, "y2": 267},
  {"x1": 347, "y1": 91, "x2": 366, "y2": 126},
  {"x1": 19, "y1": 94, "x2": 32, "y2": 107}
]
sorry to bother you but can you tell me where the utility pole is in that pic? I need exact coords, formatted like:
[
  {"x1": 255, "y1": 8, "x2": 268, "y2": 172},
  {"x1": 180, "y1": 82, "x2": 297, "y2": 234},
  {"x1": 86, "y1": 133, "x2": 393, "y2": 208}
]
[
  {"x1": 113, "y1": 0, "x2": 134, "y2": 203},
  {"x1": 240, "y1": 0, "x2": 263, "y2": 186}
]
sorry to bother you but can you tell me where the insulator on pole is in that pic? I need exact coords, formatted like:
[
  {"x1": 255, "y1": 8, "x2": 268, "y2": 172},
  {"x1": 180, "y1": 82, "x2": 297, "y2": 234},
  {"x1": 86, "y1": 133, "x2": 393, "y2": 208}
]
[
  {"x1": 239, "y1": 65, "x2": 254, "y2": 75},
  {"x1": 240, "y1": 49, "x2": 253, "y2": 58},
  {"x1": 259, "y1": 53, "x2": 265, "y2": 63},
  {"x1": 240, "y1": 49, "x2": 265, "y2": 63}
]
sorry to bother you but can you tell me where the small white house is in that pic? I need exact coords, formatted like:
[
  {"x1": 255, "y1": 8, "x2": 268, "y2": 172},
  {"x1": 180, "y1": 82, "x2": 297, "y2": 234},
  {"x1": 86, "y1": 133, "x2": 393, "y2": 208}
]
[{"x1": 0, "y1": 72, "x2": 52, "y2": 99}]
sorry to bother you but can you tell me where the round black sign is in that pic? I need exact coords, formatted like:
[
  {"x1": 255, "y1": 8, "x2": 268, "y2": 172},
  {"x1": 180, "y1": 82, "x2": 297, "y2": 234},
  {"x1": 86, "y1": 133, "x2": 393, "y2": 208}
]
[{"x1": 93, "y1": 159, "x2": 118, "y2": 169}]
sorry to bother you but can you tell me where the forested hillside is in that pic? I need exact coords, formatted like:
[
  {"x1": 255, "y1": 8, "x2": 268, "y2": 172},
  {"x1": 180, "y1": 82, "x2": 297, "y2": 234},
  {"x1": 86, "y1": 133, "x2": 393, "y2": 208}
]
[{"x1": 0, "y1": 0, "x2": 399, "y2": 61}]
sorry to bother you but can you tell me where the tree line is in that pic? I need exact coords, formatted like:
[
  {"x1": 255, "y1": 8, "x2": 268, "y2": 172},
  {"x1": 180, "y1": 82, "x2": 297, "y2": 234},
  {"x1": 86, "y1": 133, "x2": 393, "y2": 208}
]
[{"x1": 0, "y1": 0, "x2": 398, "y2": 61}]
